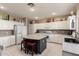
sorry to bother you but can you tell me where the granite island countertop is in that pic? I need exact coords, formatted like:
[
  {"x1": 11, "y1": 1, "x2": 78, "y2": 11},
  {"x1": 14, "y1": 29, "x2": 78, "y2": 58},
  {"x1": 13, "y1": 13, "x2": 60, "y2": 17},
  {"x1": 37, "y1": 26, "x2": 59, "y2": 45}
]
[{"x1": 23, "y1": 33, "x2": 48, "y2": 40}]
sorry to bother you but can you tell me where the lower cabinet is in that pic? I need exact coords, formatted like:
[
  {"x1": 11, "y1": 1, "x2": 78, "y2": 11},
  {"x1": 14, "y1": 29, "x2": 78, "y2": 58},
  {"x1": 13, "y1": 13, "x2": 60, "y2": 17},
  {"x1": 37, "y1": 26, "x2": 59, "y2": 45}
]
[
  {"x1": 8, "y1": 36, "x2": 15, "y2": 46},
  {"x1": 0, "y1": 36, "x2": 15, "y2": 48},
  {"x1": 54, "y1": 34, "x2": 64, "y2": 44},
  {"x1": 63, "y1": 42, "x2": 79, "y2": 55},
  {"x1": 47, "y1": 34, "x2": 64, "y2": 44}
]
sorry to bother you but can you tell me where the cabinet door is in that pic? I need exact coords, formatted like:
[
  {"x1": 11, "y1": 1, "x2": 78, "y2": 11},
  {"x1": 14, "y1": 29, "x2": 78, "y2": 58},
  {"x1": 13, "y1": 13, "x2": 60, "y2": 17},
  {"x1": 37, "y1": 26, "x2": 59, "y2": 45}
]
[
  {"x1": 63, "y1": 43, "x2": 78, "y2": 54},
  {"x1": 5, "y1": 37, "x2": 10, "y2": 47},
  {"x1": 0, "y1": 20, "x2": 14, "y2": 30},
  {"x1": 54, "y1": 34, "x2": 64, "y2": 44},
  {"x1": 0, "y1": 21, "x2": 3, "y2": 30},
  {"x1": 0, "y1": 37, "x2": 8, "y2": 47},
  {"x1": 47, "y1": 34, "x2": 55, "y2": 42},
  {"x1": 7, "y1": 21, "x2": 14, "y2": 30},
  {"x1": 29, "y1": 25, "x2": 34, "y2": 34},
  {"x1": 10, "y1": 36, "x2": 15, "y2": 45},
  {"x1": 0, "y1": 38, "x2": 4, "y2": 46}
]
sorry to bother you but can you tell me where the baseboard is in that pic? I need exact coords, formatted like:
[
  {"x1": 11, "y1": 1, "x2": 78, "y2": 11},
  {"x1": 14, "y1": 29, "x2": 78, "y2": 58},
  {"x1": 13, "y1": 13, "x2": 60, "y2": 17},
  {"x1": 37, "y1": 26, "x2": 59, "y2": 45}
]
[{"x1": 6, "y1": 44, "x2": 16, "y2": 48}]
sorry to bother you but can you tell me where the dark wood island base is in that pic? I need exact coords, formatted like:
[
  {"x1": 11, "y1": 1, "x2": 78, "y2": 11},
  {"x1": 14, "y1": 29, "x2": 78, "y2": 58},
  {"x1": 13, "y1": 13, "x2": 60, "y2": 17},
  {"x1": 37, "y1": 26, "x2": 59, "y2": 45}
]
[{"x1": 21, "y1": 34, "x2": 48, "y2": 55}]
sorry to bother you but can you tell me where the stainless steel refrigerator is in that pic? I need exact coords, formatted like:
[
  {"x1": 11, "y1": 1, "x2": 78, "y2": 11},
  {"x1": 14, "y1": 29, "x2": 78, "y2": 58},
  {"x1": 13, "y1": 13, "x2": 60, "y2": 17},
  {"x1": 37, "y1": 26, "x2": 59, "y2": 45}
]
[{"x1": 14, "y1": 25, "x2": 27, "y2": 44}]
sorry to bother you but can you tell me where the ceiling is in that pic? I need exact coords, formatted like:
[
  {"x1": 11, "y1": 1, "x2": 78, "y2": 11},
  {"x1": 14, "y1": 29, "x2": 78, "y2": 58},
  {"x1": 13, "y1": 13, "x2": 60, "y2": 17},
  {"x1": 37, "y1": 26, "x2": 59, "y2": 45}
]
[{"x1": 0, "y1": 3, "x2": 78, "y2": 19}]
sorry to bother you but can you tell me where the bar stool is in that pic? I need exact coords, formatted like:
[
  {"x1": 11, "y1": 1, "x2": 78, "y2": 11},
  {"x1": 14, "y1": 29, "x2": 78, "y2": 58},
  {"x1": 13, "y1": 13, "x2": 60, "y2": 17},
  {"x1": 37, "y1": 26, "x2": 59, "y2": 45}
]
[
  {"x1": 26, "y1": 42, "x2": 36, "y2": 56},
  {"x1": 21, "y1": 39, "x2": 27, "y2": 53}
]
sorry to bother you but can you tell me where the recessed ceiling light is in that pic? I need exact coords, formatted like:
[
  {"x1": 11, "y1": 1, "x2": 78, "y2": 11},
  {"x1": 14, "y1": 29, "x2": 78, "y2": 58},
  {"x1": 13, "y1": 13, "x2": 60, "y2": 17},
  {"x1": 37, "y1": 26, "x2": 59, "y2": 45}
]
[
  {"x1": 52, "y1": 12, "x2": 56, "y2": 16},
  {"x1": 30, "y1": 8, "x2": 35, "y2": 11},
  {"x1": 0, "y1": 6, "x2": 5, "y2": 9},
  {"x1": 35, "y1": 17, "x2": 38, "y2": 19}
]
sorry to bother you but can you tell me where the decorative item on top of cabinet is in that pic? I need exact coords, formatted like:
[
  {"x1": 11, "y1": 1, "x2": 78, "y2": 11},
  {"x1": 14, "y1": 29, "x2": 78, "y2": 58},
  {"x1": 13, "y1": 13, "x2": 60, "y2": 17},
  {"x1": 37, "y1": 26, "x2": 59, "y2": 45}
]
[
  {"x1": 51, "y1": 18, "x2": 54, "y2": 22},
  {"x1": 60, "y1": 18, "x2": 66, "y2": 21},
  {"x1": 13, "y1": 18, "x2": 16, "y2": 21},
  {"x1": 60, "y1": 18, "x2": 63, "y2": 21},
  {"x1": 54, "y1": 17, "x2": 61, "y2": 22},
  {"x1": 30, "y1": 20, "x2": 33, "y2": 24},
  {"x1": 35, "y1": 20, "x2": 39, "y2": 23},
  {"x1": 30, "y1": 20, "x2": 35, "y2": 24},
  {"x1": 22, "y1": 17, "x2": 26, "y2": 23},
  {"x1": 2, "y1": 14, "x2": 10, "y2": 20},
  {"x1": 46, "y1": 18, "x2": 51, "y2": 23}
]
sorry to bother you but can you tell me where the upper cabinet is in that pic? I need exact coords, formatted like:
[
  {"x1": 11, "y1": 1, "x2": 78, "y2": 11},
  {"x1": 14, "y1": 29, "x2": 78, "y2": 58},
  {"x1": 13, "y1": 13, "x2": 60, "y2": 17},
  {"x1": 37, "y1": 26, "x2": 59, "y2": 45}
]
[
  {"x1": 32, "y1": 16, "x2": 76, "y2": 33},
  {"x1": 0, "y1": 19, "x2": 24, "y2": 30},
  {"x1": 0, "y1": 12, "x2": 26, "y2": 30},
  {"x1": 33, "y1": 21, "x2": 68, "y2": 30}
]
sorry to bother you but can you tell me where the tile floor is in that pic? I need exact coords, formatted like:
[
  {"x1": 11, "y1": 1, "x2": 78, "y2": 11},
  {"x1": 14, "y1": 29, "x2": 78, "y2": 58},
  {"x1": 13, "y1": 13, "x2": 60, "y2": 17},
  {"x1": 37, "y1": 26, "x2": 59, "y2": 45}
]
[{"x1": 1, "y1": 43, "x2": 63, "y2": 56}]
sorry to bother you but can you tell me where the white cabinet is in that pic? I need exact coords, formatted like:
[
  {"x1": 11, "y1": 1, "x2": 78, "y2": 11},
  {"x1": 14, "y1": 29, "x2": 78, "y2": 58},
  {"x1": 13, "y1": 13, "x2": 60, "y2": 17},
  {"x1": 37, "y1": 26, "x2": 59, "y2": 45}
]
[
  {"x1": 47, "y1": 34, "x2": 55, "y2": 42},
  {"x1": 54, "y1": 34, "x2": 64, "y2": 43},
  {"x1": 47, "y1": 34, "x2": 64, "y2": 44},
  {"x1": 33, "y1": 20, "x2": 72, "y2": 33},
  {"x1": 0, "y1": 37, "x2": 9, "y2": 47},
  {"x1": 0, "y1": 38, "x2": 4, "y2": 47},
  {"x1": 29, "y1": 24, "x2": 34, "y2": 34},
  {"x1": 63, "y1": 42, "x2": 79, "y2": 55},
  {"x1": 0, "y1": 20, "x2": 14, "y2": 30},
  {"x1": 8, "y1": 36, "x2": 15, "y2": 46},
  {"x1": 0, "y1": 19, "x2": 24, "y2": 30},
  {"x1": 0, "y1": 36, "x2": 15, "y2": 48},
  {"x1": 34, "y1": 23, "x2": 45, "y2": 29},
  {"x1": 4, "y1": 37, "x2": 11, "y2": 47}
]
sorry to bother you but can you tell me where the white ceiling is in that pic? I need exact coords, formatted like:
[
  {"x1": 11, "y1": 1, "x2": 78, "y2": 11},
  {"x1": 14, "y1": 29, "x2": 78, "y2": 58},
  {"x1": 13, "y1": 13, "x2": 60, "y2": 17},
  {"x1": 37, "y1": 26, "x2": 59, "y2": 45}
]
[{"x1": 0, "y1": 3, "x2": 78, "y2": 19}]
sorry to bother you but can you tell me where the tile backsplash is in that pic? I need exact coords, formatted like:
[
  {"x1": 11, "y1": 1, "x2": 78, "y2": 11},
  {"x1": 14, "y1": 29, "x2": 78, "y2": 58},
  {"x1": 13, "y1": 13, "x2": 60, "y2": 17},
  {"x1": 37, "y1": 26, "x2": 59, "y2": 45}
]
[{"x1": 0, "y1": 30, "x2": 14, "y2": 37}]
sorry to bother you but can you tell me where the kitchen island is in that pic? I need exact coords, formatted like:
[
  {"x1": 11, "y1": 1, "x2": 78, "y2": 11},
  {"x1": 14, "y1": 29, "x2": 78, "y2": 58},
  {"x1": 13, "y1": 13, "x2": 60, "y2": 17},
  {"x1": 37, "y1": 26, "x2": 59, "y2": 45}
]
[{"x1": 22, "y1": 33, "x2": 48, "y2": 54}]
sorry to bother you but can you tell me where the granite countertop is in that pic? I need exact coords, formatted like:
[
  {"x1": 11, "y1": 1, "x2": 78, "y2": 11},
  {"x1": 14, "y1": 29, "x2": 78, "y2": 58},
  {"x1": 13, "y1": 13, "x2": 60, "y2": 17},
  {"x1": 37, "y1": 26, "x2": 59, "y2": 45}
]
[
  {"x1": 23, "y1": 33, "x2": 48, "y2": 40},
  {"x1": 65, "y1": 35, "x2": 76, "y2": 39}
]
